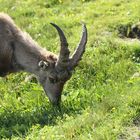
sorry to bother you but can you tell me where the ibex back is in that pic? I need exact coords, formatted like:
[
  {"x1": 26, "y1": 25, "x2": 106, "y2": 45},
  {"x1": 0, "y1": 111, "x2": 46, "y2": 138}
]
[{"x1": 0, "y1": 13, "x2": 87, "y2": 105}]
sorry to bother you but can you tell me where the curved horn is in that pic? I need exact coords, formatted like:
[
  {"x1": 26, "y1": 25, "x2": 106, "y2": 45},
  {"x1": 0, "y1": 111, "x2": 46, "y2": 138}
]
[
  {"x1": 50, "y1": 23, "x2": 70, "y2": 69},
  {"x1": 70, "y1": 24, "x2": 87, "y2": 68}
]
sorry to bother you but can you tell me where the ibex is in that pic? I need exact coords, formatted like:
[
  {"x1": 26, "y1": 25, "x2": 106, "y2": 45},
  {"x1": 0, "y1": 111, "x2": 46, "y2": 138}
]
[{"x1": 0, "y1": 13, "x2": 87, "y2": 105}]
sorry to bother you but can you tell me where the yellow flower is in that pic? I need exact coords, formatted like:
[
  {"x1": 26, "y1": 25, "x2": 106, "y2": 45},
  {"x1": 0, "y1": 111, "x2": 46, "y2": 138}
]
[{"x1": 59, "y1": 0, "x2": 63, "y2": 3}]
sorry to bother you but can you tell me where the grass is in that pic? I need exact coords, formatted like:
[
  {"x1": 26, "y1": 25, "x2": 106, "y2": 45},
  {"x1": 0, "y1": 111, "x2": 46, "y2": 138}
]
[{"x1": 0, "y1": 0, "x2": 140, "y2": 139}]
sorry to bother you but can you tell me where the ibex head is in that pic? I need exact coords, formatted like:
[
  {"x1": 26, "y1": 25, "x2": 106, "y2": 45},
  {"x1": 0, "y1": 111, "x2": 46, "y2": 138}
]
[{"x1": 38, "y1": 23, "x2": 87, "y2": 105}]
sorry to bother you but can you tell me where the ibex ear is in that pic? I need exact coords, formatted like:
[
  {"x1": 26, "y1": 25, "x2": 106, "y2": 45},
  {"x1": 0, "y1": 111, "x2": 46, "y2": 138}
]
[{"x1": 38, "y1": 60, "x2": 49, "y2": 70}]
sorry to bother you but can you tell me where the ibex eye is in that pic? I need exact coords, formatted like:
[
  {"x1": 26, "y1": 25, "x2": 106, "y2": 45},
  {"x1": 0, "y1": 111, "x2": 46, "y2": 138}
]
[
  {"x1": 38, "y1": 60, "x2": 49, "y2": 70},
  {"x1": 49, "y1": 77, "x2": 57, "y2": 83}
]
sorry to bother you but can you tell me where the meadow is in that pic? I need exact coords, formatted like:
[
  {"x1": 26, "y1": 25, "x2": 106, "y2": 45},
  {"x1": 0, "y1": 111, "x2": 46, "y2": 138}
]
[{"x1": 0, "y1": 0, "x2": 140, "y2": 139}]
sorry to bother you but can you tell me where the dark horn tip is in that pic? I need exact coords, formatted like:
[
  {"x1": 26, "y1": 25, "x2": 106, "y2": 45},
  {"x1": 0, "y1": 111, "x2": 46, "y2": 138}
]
[
  {"x1": 82, "y1": 23, "x2": 87, "y2": 33},
  {"x1": 50, "y1": 22, "x2": 68, "y2": 46},
  {"x1": 50, "y1": 22, "x2": 63, "y2": 34},
  {"x1": 50, "y1": 22, "x2": 57, "y2": 27},
  {"x1": 81, "y1": 23, "x2": 87, "y2": 44},
  {"x1": 50, "y1": 23, "x2": 62, "y2": 30}
]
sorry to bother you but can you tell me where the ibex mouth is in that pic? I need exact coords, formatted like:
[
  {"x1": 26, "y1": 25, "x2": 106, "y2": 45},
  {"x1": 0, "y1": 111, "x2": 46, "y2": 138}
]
[
  {"x1": 49, "y1": 96, "x2": 61, "y2": 106},
  {"x1": 44, "y1": 88, "x2": 62, "y2": 106}
]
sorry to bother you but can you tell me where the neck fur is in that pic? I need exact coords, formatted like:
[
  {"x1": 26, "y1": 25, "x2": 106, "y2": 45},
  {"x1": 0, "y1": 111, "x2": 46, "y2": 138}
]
[{"x1": 12, "y1": 30, "x2": 57, "y2": 75}]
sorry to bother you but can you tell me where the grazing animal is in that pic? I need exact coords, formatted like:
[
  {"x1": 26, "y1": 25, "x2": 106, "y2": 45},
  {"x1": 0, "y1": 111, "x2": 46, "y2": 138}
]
[{"x1": 0, "y1": 13, "x2": 87, "y2": 105}]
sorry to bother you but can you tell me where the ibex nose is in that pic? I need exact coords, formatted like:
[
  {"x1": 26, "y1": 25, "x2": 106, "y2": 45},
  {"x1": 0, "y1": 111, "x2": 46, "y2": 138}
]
[{"x1": 49, "y1": 94, "x2": 61, "y2": 107}]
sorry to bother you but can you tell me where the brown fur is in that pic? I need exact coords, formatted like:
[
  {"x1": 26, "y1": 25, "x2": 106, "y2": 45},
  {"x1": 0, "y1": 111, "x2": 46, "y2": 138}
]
[
  {"x1": 0, "y1": 13, "x2": 15, "y2": 76},
  {"x1": 0, "y1": 13, "x2": 57, "y2": 76}
]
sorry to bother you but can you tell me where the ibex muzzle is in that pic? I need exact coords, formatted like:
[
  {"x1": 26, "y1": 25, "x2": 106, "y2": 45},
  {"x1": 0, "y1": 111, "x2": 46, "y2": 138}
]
[{"x1": 0, "y1": 13, "x2": 87, "y2": 106}]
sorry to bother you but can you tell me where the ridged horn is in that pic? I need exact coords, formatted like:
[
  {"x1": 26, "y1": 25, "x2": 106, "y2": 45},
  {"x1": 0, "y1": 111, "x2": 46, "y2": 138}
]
[
  {"x1": 70, "y1": 24, "x2": 87, "y2": 68},
  {"x1": 50, "y1": 23, "x2": 70, "y2": 69}
]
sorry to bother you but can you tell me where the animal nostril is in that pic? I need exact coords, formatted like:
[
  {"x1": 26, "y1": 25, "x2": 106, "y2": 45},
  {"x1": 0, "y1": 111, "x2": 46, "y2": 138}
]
[{"x1": 50, "y1": 96, "x2": 61, "y2": 106}]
